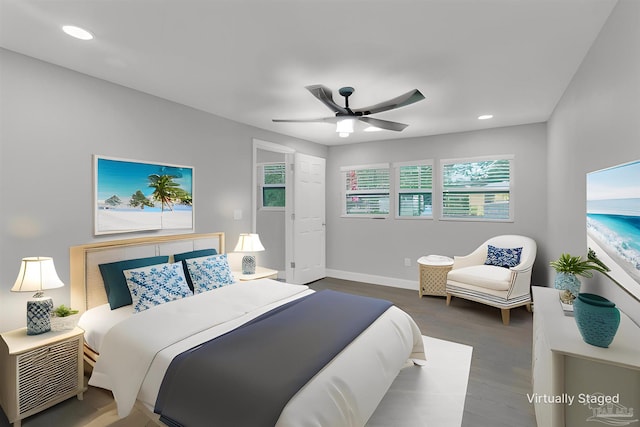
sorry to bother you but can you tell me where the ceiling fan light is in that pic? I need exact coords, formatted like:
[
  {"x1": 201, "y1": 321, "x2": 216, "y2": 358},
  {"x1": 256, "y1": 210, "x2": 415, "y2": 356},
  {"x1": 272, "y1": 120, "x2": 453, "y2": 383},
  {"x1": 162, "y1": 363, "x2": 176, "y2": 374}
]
[
  {"x1": 336, "y1": 118, "x2": 355, "y2": 134},
  {"x1": 62, "y1": 25, "x2": 94, "y2": 40},
  {"x1": 364, "y1": 126, "x2": 382, "y2": 132},
  {"x1": 339, "y1": 132, "x2": 350, "y2": 138}
]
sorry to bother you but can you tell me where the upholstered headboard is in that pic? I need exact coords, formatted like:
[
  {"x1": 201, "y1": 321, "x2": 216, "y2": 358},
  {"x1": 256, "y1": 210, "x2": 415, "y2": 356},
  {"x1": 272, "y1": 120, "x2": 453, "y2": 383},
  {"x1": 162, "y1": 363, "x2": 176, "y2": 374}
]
[{"x1": 70, "y1": 232, "x2": 225, "y2": 313}]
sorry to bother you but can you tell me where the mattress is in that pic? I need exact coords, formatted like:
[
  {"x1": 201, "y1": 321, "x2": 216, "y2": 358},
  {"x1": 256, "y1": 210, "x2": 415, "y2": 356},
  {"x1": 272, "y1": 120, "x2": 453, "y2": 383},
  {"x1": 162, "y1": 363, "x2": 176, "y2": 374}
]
[{"x1": 82, "y1": 279, "x2": 426, "y2": 426}]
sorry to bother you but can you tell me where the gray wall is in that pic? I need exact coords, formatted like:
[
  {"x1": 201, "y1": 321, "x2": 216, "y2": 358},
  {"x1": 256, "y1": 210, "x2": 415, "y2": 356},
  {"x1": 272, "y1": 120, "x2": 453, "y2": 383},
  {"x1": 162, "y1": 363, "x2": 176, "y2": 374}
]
[
  {"x1": 0, "y1": 49, "x2": 326, "y2": 331},
  {"x1": 326, "y1": 123, "x2": 548, "y2": 285},
  {"x1": 547, "y1": 0, "x2": 640, "y2": 324},
  {"x1": 1, "y1": 0, "x2": 638, "y2": 331}
]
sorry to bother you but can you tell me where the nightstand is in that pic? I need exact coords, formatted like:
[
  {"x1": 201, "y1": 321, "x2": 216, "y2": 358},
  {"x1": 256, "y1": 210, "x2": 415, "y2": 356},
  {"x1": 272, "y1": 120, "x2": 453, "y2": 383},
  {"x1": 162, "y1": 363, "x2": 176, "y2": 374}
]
[
  {"x1": 0, "y1": 327, "x2": 85, "y2": 427},
  {"x1": 417, "y1": 255, "x2": 453, "y2": 297},
  {"x1": 233, "y1": 266, "x2": 279, "y2": 281}
]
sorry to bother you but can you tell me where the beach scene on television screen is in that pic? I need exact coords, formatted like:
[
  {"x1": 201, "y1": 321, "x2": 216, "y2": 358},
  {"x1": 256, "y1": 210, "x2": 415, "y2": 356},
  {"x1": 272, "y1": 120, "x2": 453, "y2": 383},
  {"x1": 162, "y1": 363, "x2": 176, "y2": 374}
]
[
  {"x1": 96, "y1": 157, "x2": 193, "y2": 234},
  {"x1": 587, "y1": 160, "x2": 640, "y2": 286}
]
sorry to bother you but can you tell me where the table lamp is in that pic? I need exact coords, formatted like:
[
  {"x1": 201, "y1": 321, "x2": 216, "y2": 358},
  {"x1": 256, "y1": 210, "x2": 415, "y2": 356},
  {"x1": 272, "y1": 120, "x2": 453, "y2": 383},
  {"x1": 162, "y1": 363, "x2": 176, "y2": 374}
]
[
  {"x1": 11, "y1": 257, "x2": 64, "y2": 335},
  {"x1": 234, "y1": 233, "x2": 265, "y2": 275}
]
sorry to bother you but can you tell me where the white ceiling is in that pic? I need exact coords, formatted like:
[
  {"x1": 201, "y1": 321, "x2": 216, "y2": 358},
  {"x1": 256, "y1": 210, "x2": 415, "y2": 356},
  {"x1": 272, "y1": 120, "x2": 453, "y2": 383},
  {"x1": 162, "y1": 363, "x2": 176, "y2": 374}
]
[{"x1": 0, "y1": 0, "x2": 617, "y2": 145}]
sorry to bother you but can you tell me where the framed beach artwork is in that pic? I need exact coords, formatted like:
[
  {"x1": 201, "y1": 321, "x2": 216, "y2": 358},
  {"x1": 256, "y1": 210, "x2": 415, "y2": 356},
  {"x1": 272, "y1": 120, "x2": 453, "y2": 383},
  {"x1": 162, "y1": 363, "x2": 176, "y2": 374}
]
[
  {"x1": 586, "y1": 159, "x2": 640, "y2": 301},
  {"x1": 94, "y1": 155, "x2": 194, "y2": 235}
]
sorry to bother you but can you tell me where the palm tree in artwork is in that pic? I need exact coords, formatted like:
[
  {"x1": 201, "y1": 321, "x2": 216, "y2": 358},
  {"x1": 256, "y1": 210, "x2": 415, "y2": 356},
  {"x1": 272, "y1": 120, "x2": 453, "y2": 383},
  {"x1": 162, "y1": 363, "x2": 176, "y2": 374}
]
[
  {"x1": 173, "y1": 188, "x2": 192, "y2": 206},
  {"x1": 129, "y1": 190, "x2": 154, "y2": 210},
  {"x1": 148, "y1": 174, "x2": 180, "y2": 212}
]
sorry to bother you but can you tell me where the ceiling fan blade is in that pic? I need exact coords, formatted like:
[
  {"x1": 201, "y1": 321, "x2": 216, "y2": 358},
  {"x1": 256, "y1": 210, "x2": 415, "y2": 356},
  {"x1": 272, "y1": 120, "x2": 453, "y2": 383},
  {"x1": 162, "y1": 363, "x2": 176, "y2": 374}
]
[
  {"x1": 305, "y1": 84, "x2": 350, "y2": 115},
  {"x1": 358, "y1": 116, "x2": 409, "y2": 132},
  {"x1": 353, "y1": 89, "x2": 425, "y2": 115},
  {"x1": 272, "y1": 117, "x2": 340, "y2": 124}
]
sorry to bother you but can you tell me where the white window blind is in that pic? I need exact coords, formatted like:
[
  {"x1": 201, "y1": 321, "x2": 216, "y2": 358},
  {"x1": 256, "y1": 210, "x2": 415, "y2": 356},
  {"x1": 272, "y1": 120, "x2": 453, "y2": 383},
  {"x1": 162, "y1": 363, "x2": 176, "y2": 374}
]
[
  {"x1": 395, "y1": 161, "x2": 433, "y2": 218},
  {"x1": 341, "y1": 164, "x2": 390, "y2": 217},
  {"x1": 441, "y1": 156, "x2": 513, "y2": 221},
  {"x1": 261, "y1": 163, "x2": 285, "y2": 208}
]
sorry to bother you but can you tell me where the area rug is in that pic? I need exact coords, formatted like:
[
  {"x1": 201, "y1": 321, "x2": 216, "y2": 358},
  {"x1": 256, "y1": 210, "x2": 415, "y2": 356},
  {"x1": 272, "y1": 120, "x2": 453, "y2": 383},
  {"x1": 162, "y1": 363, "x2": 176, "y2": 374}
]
[{"x1": 366, "y1": 335, "x2": 473, "y2": 427}]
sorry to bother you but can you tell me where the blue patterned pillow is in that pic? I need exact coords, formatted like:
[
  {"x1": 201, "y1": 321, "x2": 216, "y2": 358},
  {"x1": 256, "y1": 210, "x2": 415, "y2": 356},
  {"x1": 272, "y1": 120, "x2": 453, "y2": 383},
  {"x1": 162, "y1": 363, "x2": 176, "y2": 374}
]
[
  {"x1": 124, "y1": 263, "x2": 192, "y2": 313},
  {"x1": 99, "y1": 256, "x2": 169, "y2": 309},
  {"x1": 173, "y1": 248, "x2": 218, "y2": 292},
  {"x1": 185, "y1": 254, "x2": 236, "y2": 294},
  {"x1": 485, "y1": 245, "x2": 523, "y2": 268}
]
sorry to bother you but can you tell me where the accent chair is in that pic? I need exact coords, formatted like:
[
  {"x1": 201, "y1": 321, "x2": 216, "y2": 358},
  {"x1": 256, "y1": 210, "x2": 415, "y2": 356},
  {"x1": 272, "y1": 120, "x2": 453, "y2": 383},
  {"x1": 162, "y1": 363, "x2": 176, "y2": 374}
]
[{"x1": 445, "y1": 235, "x2": 537, "y2": 325}]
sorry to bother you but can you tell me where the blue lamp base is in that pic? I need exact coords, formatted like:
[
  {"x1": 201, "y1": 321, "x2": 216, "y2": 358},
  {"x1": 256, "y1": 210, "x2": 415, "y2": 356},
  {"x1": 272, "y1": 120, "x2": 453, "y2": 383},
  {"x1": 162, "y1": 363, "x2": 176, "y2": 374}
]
[
  {"x1": 242, "y1": 255, "x2": 256, "y2": 275},
  {"x1": 26, "y1": 297, "x2": 53, "y2": 335}
]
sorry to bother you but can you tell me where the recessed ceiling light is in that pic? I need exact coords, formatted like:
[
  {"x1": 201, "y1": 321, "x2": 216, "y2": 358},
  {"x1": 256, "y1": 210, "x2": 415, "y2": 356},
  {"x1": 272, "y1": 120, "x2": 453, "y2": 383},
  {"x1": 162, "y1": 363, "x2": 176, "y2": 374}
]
[
  {"x1": 62, "y1": 25, "x2": 94, "y2": 41},
  {"x1": 478, "y1": 114, "x2": 493, "y2": 120}
]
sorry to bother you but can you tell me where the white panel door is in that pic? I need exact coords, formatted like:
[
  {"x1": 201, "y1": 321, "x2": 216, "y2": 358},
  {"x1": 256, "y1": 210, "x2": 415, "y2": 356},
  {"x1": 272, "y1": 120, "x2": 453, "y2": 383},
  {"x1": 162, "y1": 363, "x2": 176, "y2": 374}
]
[{"x1": 289, "y1": 153, "x2": 326, "y2": 285}]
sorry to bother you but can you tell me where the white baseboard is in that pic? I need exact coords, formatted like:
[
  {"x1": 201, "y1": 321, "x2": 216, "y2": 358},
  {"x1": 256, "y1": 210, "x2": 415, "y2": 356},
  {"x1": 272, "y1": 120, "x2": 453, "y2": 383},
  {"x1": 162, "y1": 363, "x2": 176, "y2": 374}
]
[{"x1": 325, "y1": 269, "x2": 419, "y2": 291}]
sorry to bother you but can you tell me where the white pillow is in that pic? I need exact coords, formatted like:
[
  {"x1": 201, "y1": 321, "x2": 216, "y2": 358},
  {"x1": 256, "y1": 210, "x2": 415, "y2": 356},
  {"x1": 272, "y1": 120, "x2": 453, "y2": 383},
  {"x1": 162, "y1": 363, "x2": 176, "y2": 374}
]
[
  {"x1": 185, "y1": 253, "x2": 236, "y2": 294},
  {"x1": 124, "y1": 262, "x2": 192, "y2": 312}
]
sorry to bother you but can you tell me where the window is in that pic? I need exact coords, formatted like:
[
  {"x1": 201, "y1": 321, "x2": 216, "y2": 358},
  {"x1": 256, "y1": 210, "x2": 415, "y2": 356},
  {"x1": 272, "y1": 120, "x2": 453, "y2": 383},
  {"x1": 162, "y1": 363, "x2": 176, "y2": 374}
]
[
  {"x1": 260, "y1": 163, "x2": 285, "y2": 209},
  {"x1": 341, "y1": 164, "x2": 390, "y2": 217},
  {"x1": 441, "y1": 156, "x2": 513, "y2": 221},
  {"x1": 395, "y1": 160, "x2": 433, "y2": 218}
]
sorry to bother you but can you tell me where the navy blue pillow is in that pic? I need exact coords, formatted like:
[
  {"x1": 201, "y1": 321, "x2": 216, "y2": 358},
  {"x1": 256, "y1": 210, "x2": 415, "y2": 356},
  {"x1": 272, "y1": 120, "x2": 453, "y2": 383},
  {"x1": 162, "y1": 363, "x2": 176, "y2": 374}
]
[
  {"x1": 99, "y1": 256, "x2": 169, "y2": 309},
  {"x1": 173, "y1": 248, "x2": 218, "y2": 291},
  {"x1": 484, "y1": 245, "x2": 523, "y2": 268}
]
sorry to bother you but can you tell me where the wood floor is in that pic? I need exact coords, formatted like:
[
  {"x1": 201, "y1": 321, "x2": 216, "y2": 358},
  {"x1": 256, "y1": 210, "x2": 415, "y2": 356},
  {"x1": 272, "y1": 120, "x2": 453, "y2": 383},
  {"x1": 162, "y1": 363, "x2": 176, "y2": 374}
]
[
  {"x1": 0, "y1": 277, "x2": 538, "y2": 427},
  {"x1": 309, "y1": 277, "x2": 537, "y2": 427}
]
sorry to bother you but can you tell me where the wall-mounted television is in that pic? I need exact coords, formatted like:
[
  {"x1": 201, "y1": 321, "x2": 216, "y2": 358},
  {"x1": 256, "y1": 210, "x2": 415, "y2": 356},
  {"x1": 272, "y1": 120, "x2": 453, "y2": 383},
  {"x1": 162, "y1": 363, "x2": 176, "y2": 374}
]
[{"x1": 586, "y1": 159, "x2": 640, "y2": 301}]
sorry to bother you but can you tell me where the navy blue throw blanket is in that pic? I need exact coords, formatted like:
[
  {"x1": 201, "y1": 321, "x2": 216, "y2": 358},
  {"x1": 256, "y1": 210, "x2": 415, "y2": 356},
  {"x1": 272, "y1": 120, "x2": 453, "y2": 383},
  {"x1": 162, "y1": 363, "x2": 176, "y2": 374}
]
[{"x1": 154, "y1": 290, "x2": 393, "y2": 427}]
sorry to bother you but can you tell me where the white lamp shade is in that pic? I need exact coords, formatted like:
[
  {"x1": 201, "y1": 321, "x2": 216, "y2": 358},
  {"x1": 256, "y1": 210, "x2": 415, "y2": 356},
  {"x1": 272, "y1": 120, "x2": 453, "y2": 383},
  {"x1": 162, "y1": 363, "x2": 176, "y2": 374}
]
[
  {"x1": 11, "y1": 257, "x2": 65, "y2": 293},
  {"x1": 336, "y1": 118, "x2": 355, "y2": 134},
  {"x1": 234, "y1": 233, "x2": 265, "y2": 253}
]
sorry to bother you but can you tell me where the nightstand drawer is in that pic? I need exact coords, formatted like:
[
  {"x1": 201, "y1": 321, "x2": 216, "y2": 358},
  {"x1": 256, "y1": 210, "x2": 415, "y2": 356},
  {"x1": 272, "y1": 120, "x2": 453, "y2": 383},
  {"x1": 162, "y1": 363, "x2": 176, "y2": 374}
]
[{"x1": 17, "y1": 338, "x2": 79, "y2": 414}]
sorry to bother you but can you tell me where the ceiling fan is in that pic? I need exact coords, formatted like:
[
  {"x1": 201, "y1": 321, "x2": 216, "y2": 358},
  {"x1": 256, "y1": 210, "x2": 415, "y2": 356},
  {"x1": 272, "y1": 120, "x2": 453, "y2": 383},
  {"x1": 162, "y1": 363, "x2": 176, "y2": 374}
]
[{"x1": 273, "y1": 85, "x2": 425, "y2": 137}]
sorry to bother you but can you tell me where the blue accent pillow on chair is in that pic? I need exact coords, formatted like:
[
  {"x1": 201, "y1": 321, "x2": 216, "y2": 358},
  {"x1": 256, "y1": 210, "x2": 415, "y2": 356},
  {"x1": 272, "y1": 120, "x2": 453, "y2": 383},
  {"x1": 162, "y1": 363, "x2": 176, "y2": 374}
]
[
  {"x1": 484, "y1": 245, "x2": 523, "y2": 268},
  {"x1": 99, "y1": 256, "x2": 169, "y2": 309}
]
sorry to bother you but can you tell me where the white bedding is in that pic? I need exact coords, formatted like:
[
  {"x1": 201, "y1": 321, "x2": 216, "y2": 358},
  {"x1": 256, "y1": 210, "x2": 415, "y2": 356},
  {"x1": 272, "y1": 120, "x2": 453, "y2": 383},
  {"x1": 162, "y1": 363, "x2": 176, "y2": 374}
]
[
  {"x1": 85, "y1": 279, "x2": 426, "y2": 426},
  {"x1": 78, "y1": 303, "x2": 132, "y2": 353}
]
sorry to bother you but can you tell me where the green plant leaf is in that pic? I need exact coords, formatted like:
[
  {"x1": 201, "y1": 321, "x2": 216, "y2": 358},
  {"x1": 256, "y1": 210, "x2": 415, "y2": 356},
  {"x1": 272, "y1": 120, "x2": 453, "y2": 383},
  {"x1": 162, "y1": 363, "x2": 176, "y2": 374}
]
[
  {"x1": 549, "y1": 252, "x2": 609, "y2": 277},
  {"x1": 53, "y1": 304, "x2": 79, "y2": 317}
]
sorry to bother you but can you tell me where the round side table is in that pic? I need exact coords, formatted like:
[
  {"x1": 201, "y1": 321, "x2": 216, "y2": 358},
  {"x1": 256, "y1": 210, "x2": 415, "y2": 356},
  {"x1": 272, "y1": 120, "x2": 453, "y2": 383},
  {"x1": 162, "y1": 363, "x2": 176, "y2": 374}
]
[{"x1": 417, "y1": 255, "x2": 454, "y2": 297}]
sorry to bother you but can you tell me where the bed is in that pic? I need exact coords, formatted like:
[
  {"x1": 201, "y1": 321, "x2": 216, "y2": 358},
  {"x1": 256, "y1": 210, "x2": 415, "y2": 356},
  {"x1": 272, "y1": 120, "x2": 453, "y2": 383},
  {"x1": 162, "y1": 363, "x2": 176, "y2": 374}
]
[{"x1": 70, "y1": 232, "x2": 426, "y2": 426}]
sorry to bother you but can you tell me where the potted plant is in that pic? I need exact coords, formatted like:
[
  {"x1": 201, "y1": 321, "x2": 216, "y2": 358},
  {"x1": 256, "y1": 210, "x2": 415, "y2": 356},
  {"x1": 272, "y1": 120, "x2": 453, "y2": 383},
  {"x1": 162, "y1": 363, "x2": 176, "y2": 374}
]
[
  {"x1": 549, "y1": 252, "x2": 608, "y2": 304},
  {"x1": 50, "y1": 304, "x2": 80, "y2": 331}
]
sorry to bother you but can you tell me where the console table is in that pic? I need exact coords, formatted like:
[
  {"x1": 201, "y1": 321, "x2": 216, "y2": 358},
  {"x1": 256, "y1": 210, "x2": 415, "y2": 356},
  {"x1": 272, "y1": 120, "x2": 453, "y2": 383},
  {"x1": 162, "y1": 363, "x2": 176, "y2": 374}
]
[{"x1": 531, "y1": 287, "x2": 640, "y2": 427}]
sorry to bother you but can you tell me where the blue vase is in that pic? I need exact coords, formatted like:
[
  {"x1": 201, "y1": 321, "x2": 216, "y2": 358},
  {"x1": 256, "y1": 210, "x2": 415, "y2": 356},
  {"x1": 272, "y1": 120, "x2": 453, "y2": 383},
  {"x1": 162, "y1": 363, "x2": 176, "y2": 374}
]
[
  {"x1": 554, "y1": 272, "x2": 581, "y2": 298},
  {"x1": 573, "y1": 293, "x2": 620, "y2": 348},
  {"x1": 242, "y1": 255, "x2": 256, "y2": 275}
]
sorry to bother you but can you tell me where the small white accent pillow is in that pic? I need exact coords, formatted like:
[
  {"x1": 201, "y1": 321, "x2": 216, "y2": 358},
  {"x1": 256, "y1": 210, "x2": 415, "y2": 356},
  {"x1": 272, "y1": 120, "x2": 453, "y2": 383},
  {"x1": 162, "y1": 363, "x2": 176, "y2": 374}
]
[
  {"x1": 124, "y1": 262, "x2": 192, "y2": 312},
  {"x1": 185, "y1": 254, "x2": 236, "y2": 294}
]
